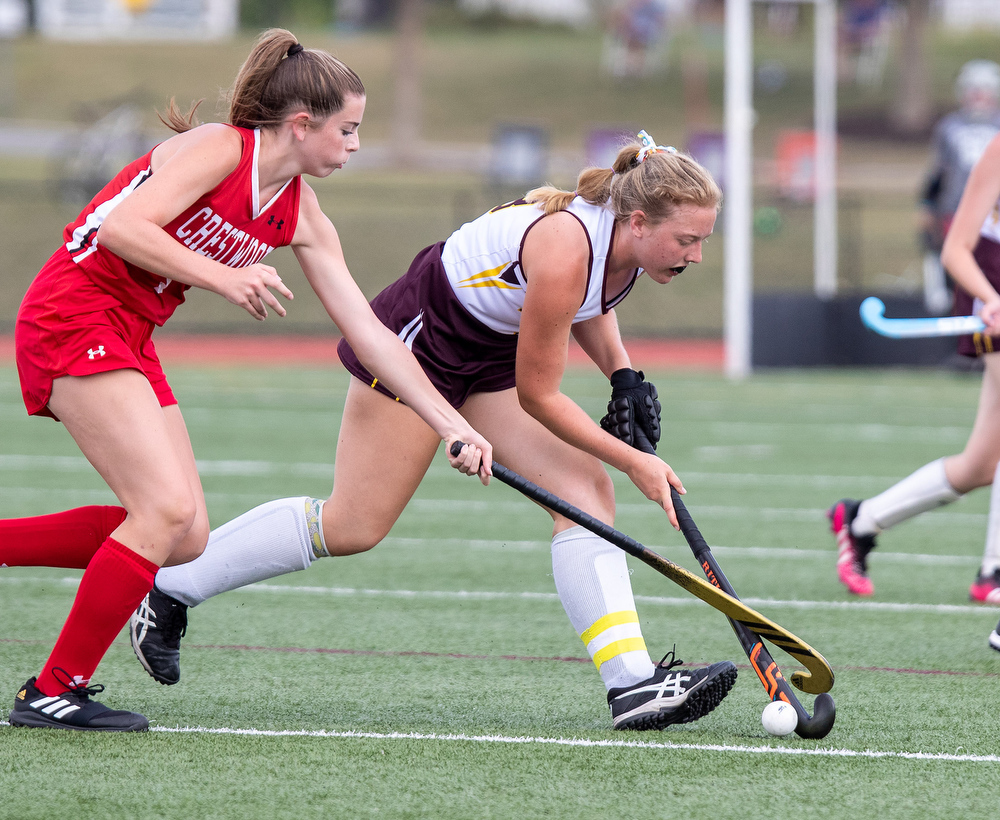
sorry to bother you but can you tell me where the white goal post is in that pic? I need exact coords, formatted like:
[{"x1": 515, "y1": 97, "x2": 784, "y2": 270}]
[{"x1": 724, "y1": 0, "x2": 838, "y2": 379}]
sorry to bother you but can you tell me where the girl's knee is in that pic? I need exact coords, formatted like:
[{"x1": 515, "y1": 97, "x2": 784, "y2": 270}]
[
  {"x1": 322, "y1": 499, "x2": 395, "y2": 556},
  {"x1": 322, "y1": 525, "x2": 383, "y2": 556},
  {"x1": 948, "y1": 453, "x2": 1000, "y2": 491},
  {"x1": 136, "y1": 492, "x2": 205, "y2": 554},
  {"x1": 593, "y1": 467, "x2": 615, "y2": 504},
  {"x1": 547, "y1": 463, "x2": 616, "y2": 524},
  {"x1": 179, "y1": 517, "x2": 210, "y2": 560},
  {"x1": 580, "y1": 461, "x2": 616, "y2": 510}
]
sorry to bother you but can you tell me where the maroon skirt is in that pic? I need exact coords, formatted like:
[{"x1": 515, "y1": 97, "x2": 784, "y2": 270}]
[
  {"x1": 338, "y1": 242, "x2": 519, "y2": 408},
  {"x1": 955, "y1": 235, "x2": 1000, "y2": 357}
]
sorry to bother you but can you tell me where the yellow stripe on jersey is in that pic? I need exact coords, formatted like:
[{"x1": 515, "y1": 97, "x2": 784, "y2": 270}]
[
  {"x1": 580, "y1": 610, "x2": 640, "y2": 645},
  {"x1": 592, "y1": 638, "x2": 648, "y2": 669},
  {"x1": 460, "y1": 280, "x2": 521, "y2": 289},
  {"x1": 455, "y1": 263, "x2": 521, "y2": 290}
]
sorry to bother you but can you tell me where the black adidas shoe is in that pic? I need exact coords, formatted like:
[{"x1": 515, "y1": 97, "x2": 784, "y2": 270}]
[
  {"x1": 607, "y1": 651, "x2": 737, "y2": 731},
  {"x1": 10, "y1": 673, "x2": 148, "y2": 732},
  {"x1": 130, "y1": 584, "x2": 188, "y2": 685}
]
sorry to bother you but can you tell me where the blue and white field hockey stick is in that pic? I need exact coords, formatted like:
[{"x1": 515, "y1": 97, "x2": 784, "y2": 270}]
[{"x1": 860, "y1": 296, "x2": 985, "y2": 339}]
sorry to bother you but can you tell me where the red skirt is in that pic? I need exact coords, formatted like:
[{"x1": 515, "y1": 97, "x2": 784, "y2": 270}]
[{"x1": 15, "y1": 248, "x2": 176, "y2": 419}]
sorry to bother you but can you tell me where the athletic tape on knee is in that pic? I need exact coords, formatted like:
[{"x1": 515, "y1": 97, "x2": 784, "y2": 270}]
[{"x1": 305, "y1": 497, "x2": 330, "y2": 559}]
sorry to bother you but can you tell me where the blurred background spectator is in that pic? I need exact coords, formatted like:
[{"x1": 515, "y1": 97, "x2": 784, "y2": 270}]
[
  {"x1": 602, "y1": 0, "x2": 671, "y2": 79},
  {"x1": 838, "y1": 0, "x2": 896, "y2": 89},
  {"x1": 919, "y1": 59, "x2": 1000, "y2": 313}
]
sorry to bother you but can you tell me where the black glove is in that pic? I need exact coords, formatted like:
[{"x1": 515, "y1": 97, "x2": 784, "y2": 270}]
[{"x1": 599, "y1": 368, "x2": 661, "y2": 454}]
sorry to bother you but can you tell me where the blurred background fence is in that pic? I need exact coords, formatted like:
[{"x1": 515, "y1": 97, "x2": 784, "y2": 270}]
[{"x1": 1, "y1": 0, "x2": 999, "y2": 341}]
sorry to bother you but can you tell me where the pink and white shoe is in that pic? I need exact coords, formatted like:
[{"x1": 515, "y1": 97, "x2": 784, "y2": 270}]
[
  {"x1": 969, "y1": 569, "x2": 1000, "y2": 604},
  {"x1": 828, "y1": 499, "x2": 876, "y2": 596}
]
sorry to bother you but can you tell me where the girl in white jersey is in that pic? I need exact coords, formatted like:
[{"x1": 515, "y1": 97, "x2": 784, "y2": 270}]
[
  {"x1": 134, "y1": 132, "x2": 740, "y2": 732},
  {"x1": 829, "y1": 134, "x2": 1000, "y2": 640},
  {"x1": 6, "y1": 29, "x2": 490, "y2": 733}
]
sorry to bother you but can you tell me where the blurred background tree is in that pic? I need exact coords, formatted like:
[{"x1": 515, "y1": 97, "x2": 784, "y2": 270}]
[{"x1": 892, "y1": 0, "x2": 933, "y2": 136}]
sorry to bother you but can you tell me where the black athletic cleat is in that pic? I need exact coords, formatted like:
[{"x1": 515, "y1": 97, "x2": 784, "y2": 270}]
[
  {"x1": 607, "y1": 651, "x2": 737, "y2": 731},
  {"x1": 130, "y1": 584, "x2": 188, "y2": 685},
  {"x1": 10, "y1": 672, "x2": 148, "y2": 732},
  {"x1": 990, "y1": 620, "x2": 1000, "y2": 652}
]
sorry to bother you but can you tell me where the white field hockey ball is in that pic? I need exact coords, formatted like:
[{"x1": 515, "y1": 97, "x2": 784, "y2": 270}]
[{"x1": 761, "y1": 700, "x2": 797, "y2": 736}]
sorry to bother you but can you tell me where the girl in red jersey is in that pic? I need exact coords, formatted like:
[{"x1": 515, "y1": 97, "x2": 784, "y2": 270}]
[{"x1": 6, "y1": 29, "x2": 490, "y2": 732}]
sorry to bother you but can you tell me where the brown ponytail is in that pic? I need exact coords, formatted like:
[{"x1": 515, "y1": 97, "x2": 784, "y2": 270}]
[
  {"x1": 228, "y1": 28, "x2": 365, "y2": 129},
  {"x1": 158, "y1": 28, "x2": 365, "y2": 134},
  {"x1": 158, "y1": 98, "x2": 204, "y2": 134}
]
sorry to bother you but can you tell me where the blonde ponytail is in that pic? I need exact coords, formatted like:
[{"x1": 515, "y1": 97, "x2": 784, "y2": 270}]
[{"x1": 524, "y1": 134, "x2": 720, "y2": 222}]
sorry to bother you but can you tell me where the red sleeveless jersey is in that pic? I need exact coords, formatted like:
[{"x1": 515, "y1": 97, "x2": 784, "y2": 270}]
[{"x1": 60, "y1": 125, "x2": 301, "y2": 326}]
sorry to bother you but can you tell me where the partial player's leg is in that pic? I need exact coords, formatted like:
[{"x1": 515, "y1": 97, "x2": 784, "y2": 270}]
[
  {"x1": 460, "y1": 388, "x2": 736, "y2": 730},
  {"x1": 830, "y1": 353, "x2": 1000, "y2": 600},
  {"x1": 11, "y1": 370, "x2": 207, "y2": 731},
  {"x1": 321, "y1": 377, "x2": 441, "y2": 555},
  {"x1": 52, "y1": 370, "x2": 209, "y2": 567},
  {"x1": 133, "y1": 376, "x2": 440, "y2": 683},
  {"x1": 949, "y1": 354, "x2": 1000, "y2": 602},
  {"x1": 828, "y1": 455, "x2": 961, "y2": 597},
  {"x1": 945, "y1": 354, "x2": 1000, "y2": 490}
]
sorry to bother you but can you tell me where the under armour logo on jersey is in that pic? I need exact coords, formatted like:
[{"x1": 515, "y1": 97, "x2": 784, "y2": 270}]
[
  {"x1": 267, "y1": 215, "x2": 284, "y2": 230},
  {"x1": 87, "y1": 346, "x2": 106, "y2": 360}
]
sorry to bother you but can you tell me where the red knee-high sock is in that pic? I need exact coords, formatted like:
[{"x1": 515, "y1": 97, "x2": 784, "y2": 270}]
[
  {"x1": 0, "y1": 506, "x2": 128, "y2": 569},
  {"x1": 35, "y1": 537, "x2": 157, "y2": 696}
]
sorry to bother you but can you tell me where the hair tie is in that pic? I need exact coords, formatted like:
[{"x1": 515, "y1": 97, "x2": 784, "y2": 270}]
[
  {"x1": 636, "y1": 129, "x2": 677, "y2": 163},
  {"x1": 287, "y1": 43, "x2": 304, "y2": 57}
]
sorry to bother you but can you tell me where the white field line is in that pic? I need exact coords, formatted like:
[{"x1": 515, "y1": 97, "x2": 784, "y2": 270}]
[
  {"x1": 0, "y1": 452, "x2": 967, "y2": 489},
  {"x1": 117, "y1": 725, "x2": 1000, "y2": 763},
  {"x1": 0, "y1": 720, "x2": 993, "y2": 762},
  {"x1": 380, "y1": 537, "x2": 981, "y2": 566},
  {"x1": 235, "y1": 584, "x2": 1000, "y2": 616},
  {"x1": 0, "y1": 575, "x2": 990, "y2": 616},
  {"x1": 0, "y1": 453, "x2": 987, "y2": 525},
  {"x1": 0, "y1": 454, "x2": 333, "y2": 478},
  {"x1": 409, "y1": 499, "x2": 987, "y2": 528},
  {"x1": 0, "y1": 489, "x2": 987, "y2": 529},
  {"x1": 0, "y1": 452, "x2": 978, "y2": 490}
]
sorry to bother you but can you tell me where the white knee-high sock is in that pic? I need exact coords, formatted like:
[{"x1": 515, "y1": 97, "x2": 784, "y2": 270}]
[
  {"x1": 853, "y1": 458, "x2": 961, "y2": 536},
  {"x1": 981, "y1": 462, "x2": 1000, "y2": 576},
  {"x1": 551, "y1": 526, "x2": 656, "y2": 690},
  {"x1": 154, "y1": 497, "x2": 328, "y2": 607}
]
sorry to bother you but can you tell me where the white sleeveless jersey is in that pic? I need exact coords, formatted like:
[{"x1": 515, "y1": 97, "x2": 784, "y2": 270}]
[
  {"x1": 981, "y1": 199, "x2": 1000, "y2": 245},
  {"x1": 440, "y1": 197, "x2": 641, "y2": 335}
]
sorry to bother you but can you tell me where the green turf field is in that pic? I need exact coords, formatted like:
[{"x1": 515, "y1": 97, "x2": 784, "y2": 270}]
[{"x1": 1, "y1": 362, "x2": 999, "y2": 819}]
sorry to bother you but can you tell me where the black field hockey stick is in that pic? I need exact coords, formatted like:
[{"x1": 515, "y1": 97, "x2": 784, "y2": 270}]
[
  {"x1": 667, "y1": 484, "x2": 836, "y2": 738},
  {"x1": 450, "y1": 442, "x2": 834, "y2": 697},
  {"x1": 626, "y1": 432, "x2": 835, "y2": 739}
]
